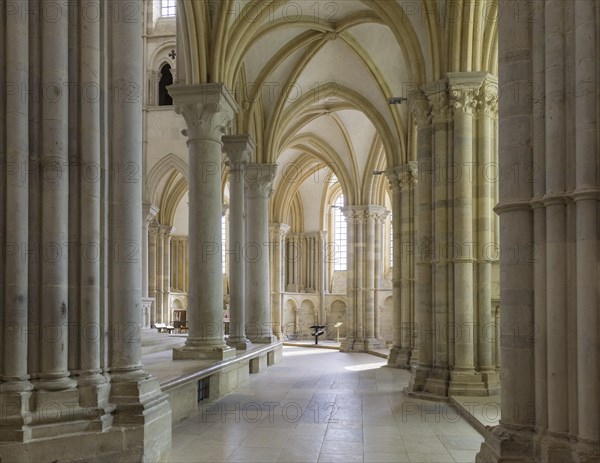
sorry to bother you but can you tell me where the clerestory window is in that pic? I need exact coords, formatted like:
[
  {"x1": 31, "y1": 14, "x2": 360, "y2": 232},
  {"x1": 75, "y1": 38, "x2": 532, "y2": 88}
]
[{"x1": 161, "y1": 0, "x2": 176, "y2": 17}]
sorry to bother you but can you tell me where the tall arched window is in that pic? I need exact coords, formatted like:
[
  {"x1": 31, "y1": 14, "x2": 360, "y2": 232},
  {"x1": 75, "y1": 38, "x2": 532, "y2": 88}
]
[
  {"x1": 158, "y1": 63, "x2": 173, "y2": 106},
  {"x1": 333, "y1": 194, "x2": 347, "y2": 271},
  {"x1": 161, "y1": 0, "x2": 176, "y2": 17}
]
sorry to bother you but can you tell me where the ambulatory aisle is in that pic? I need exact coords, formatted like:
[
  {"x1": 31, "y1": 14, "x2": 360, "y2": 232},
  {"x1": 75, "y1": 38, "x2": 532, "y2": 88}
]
[{"x1": 171, "y1": 347, "x2": 483, "y2": 463}]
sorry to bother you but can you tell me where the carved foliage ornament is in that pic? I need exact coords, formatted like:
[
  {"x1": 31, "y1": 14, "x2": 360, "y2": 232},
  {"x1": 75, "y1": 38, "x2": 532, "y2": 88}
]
[{"x1": 449, "y1": 87, "x2": 479, "y2": 115}]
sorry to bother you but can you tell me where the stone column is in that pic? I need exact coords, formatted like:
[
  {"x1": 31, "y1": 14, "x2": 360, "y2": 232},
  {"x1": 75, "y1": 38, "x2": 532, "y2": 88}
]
[
  {"x1": 340, "y1": 207, "x2": 365, "y2": 352},
  {"x1": 142, "y1": 205, "x2": 159, "y2": 297},
  {"x1": 36, "y1": 0, "x2": 74, "y2": 392},
  {"x1": 364, "y1": 206, "x2": 386, "y2": 349},
  {"x1": 447, "y1": 73, "x2": 487, "y2": 395},
  {"x1": 78, "y1": 0, "x2": 108, "y2": 397},
  {"x1": 476, "y1": 4, "x2": 536, "y2": 460},
  {"x1": 169, "y1": 83, "x2": 238, "y2": 360},
  {"x1": 161, "y1": 225, "x2": 174, "y2": 323},
  {"x1": 245, "y1": 163, "x2": 278, "y2": 343},
  {"x1": 386, "y1": 163, "x2": 418, "y2": 368},
  {"x1": 155, "y1": 223, "x2": 164, "y2": 322},
  {"x1": 270, "y1": 223, "x2": 290, "y2": 340},
  {"x1": 574, "y1": 0, "x2": 599, "y2": 446},
  {"x1": 476, "y1": 79, "x2": 499, "y2": 388},
  {"x1": 107, "y1": 2, "x2": 170, "y2": 442},
  {"x1": 318, "y1": 231, "x2": 327, "y2": 326},
  {"x1": 424, "y1": 83, "x2": 452, "y2": 395},
  {"x1": 407, "y1": 93, "x2": 433, "y2": 392},
  {"x1": 223, "y1": 135, "x2": 255, "y2": 350},
  {"x1": 373, "y1": 210, "x2": 387, "y2": 341},
  {"x1": 1, "y1": 0, "x2": 34, "y2": 441},
  {"x1": 364, "y1": 210, "x2": 376, "y2": 342},
  {"x1": 148, "y1": 223, "x2": 159, "y2": 325}
]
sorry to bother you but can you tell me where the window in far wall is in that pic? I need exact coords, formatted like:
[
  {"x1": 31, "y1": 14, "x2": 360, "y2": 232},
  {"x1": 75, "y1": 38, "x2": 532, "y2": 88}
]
[
  {"x1": 333, "y1": 194, "x2": 347, "y2": 271},
  {"x1": 161, "y1": 0, "x2": 176, "y2": 17},
  {"x1": 158, "y1": 63, "x2": 173, "y2": 106}
]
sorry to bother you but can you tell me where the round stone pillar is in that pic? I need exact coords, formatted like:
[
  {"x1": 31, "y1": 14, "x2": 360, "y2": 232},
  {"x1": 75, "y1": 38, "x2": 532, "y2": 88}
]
[
  {"x1": 222, "y1": 135, "x2": 255, "y2": 349},
  {"x1": 169, "y1": 83, "x2": 238, "y2": 360},
  {"x1": 244, "y1": 163, "x2": 278, "y2": 344}
]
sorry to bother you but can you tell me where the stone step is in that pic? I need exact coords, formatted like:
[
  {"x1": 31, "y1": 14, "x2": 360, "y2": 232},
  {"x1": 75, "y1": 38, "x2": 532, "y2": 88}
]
[{"x1": 141, "y1": 335, "x2": 186, "y2": 355}]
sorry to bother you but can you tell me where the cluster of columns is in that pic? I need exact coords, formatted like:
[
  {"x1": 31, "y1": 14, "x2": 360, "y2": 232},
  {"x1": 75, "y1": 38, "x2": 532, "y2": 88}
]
[
  {"x1": 0, "y1": 1, "x2": 170, "y2": 459},
  {"x1": 170, "y1": 236, "x2": 190, "y2": 293},
  {"x1": 386, "y1": 163, "x2": 418, "y2": 368},
  {"x1": 148, "y1": 222, "x2": 175, "y2": 325},
  {"x1": 387, "y1": 72, "x2": 501, "y2": 400},
  {"x1": 340, "y1": 206, "x2": 389, "y2": 352},
  {"x1": 270, "y1": 224, "x2": 291, "y2": 340},
  {"x1": 478, "y1": 1, "x2": 599, "y2": 461},
  {"x1": 168, "y1": 84, "x2": 278, "y2": 360},
  {"x1": 285, "y1": 232, "x2": 328, "y2": 294}
]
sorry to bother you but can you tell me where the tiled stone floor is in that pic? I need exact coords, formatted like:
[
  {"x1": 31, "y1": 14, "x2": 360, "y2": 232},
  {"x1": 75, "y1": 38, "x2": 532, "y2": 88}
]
[{"x1": 171, "y1": 347, "x2": 484, "y2": 463}]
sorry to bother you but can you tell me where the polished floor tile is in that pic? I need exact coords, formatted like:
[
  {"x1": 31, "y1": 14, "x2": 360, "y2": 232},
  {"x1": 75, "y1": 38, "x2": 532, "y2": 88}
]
[{"x1": 171, "y1": 346, "x2": 484, "y2": 462}]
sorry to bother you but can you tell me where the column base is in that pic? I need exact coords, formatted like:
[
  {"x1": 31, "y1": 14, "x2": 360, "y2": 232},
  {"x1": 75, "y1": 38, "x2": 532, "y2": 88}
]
[
  {"x1": 406, "y1": 365, "x2": 431, "y2": 394},
  {"x1": 0, "y1": 388, "x2": 33, "y2": 443},
  {"x1": 410, "y1": 348, "x2": 419, "y2": 367},
  {"x1": 35, "y1": 374, "x2": 77, "y2": 392},
  {"x1": 340, "y1": 338, "x2": 368, "y2": 352},
  {"x1": 476, "y1": 423, "x2": 536, "y2": 463},
  {"x1": 0, "y1": 375, "x2": 172, "y2": 462},
  {"x1": 365, "y1": 337, "x2": 386, "y2": 350},
  {"x1": 173, "y1": 344, "x2": 236, "y2": 360},
  {"x1": 227, "y1": 337, "x2": 253, "y2": 350},
  {"x1": 481, "y1": 370, "x2": 501, "y2": 396},
  {"x1": 424, "y1": 368, "x2": 450, "y2": 397},
  {"x1": 387, "y1": 346, "x2": 412, "y2": 369},
  {"x1": 449, "y1": 370, "x2": 488, "y2": 396}
]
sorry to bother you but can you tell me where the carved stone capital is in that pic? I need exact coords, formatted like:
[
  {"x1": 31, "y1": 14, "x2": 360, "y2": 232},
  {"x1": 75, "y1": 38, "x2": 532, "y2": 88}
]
[
  {"x1": 447, "y1": 72, "x2": 487, "y2": 116},
  {"x1": 427, "y1": 91, "x2": 451, "y2": 123},
  {"x1": 222, "y1": 134, "x2": 256, "y2": 171},
  {"x1": 167, "y1": 83, "x2": 238, "y2": 143},
  {"x1": 478, "y1": 78, "x2": 499, "y2": 119},
  {"x1": 269, "y1": 223, "x2": 291, "y2": 241},
  {"x1": 449, "y1": 88, "x2": 479, "y2": 115},
  {"x1": 245, "y1": 163, "x2": 277, "y2": 199},
  {"x1": 148, "y1": 222, "x2": 160, "y2": 236},
  {"x1": 342, "y1": 206, "x2": 367, "y2": 224},
  {"x1": 159, "y1": 224, "x2": 175, "y2": 238},
  {"x1": 363, "y1": 206, "x2": 389, "y2": 223},
  {"x1": 409, "y1": 93, "x2": 432, "y2": 128},
  {"x1": 386, "y1": 161, "x2": 418, "y2": 192},
  {"x1": 142, "y1": 203, "x2": 160, "y2": 226}
]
